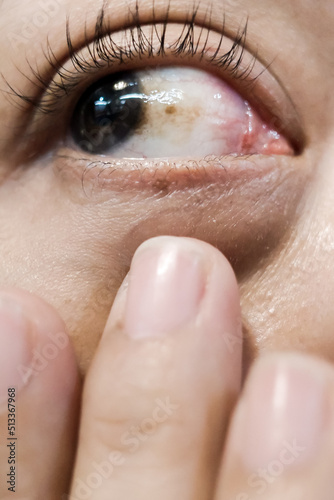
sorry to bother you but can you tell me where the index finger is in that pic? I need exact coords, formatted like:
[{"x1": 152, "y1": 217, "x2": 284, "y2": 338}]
[{"x1": 70, "y1": 236, "x2": 242, "y2": 500}]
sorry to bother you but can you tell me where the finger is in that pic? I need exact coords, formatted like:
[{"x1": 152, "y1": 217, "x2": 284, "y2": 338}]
[
  {"x1": 0, "y1": 288, "x2": 80, "y2": 499},
  {"x1": 215, "y1": 352, "x2": 334, "y2": 500},
  {"x1": 70, "y1": 236, "x2": 242, "y2": 500}
]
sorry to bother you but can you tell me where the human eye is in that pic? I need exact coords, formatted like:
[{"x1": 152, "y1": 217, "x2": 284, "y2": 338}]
[
  {"x1": 70, "y1": 66, "x2": 291, "y2": 158},
  {"x1": 5, "y1": 4, "x2": 303, "y2": 174}
]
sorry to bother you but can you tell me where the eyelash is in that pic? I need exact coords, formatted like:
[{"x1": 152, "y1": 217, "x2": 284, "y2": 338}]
[{"x1": 6, "y1": 1, "x2": 256, "y2": 117}]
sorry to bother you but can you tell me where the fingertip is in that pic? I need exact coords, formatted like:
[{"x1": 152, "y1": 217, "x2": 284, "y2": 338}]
[
  {"x1": 0, "y1": 286, "x2": 79, "y2": 400},
  {"x1": 0, "y1": 287, "x2": 80, "y2": 497}
]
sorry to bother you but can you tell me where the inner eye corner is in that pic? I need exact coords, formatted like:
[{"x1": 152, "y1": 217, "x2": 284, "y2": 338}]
[{"x1": 275, "y1": 118, "x2": 306, "y2": 157}]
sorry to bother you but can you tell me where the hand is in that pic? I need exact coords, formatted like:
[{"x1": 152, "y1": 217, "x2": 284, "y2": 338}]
[{"x1": 0, "y1": 236, "x2": 332, "y2": 499}]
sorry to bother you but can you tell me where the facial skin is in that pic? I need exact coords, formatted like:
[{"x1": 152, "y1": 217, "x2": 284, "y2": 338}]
[{"x1": 0, "y1": 0, "x2": 334, "y2": 376}]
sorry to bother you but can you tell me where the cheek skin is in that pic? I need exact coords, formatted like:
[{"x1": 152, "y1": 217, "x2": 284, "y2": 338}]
[
  {"x1": 241, "y1": 147, "x2": 334, "y2": 373},
  {"x1": 240, "y1": 229, "x2": 334, "y2": 373},
  {"x1": 0, "y1": 151, "x2": 313, "y2": 374}
]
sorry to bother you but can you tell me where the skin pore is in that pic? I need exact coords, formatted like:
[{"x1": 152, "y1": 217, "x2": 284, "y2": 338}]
[{"x1": 1, "y1": 0, "x2": 334, "y2": 498}]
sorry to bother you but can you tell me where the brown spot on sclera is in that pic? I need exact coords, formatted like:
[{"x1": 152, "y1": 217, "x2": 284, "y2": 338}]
[
  {"x1": 152, "y1": 178, "x2": 171, "y2": 192},
  {"x1": 165, "y1": 105, "x2": 176, "y2": 115}
]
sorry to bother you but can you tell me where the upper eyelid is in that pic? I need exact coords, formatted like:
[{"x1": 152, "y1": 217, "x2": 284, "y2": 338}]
[
  {"x1": 52, "y1": 22, "x2": 251, "y2": 111},
  {"x1": 5, "y1": 5, "x2": 253, "y2": 115}
]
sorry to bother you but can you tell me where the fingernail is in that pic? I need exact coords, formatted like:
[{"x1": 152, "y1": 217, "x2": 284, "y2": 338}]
[
  {"x1": 0, "y1": 297, "x2": 32, "y2": 406},
  {"x1": 124, "y1": 239, "x2": 207, "y2": 338},
  {"x1": 239, "y1": 355, "x2": 328, "y2": 471}
]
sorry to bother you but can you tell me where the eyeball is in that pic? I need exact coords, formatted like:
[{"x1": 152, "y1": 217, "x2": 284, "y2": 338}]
[{"x1": 70, "y1": 67, "x2": 292, "y2": 158}]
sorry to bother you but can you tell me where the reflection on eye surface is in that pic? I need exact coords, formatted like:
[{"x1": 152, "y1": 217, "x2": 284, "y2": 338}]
[{"x1": 70, "y1": 67, "x2": 292, "y2": 159}]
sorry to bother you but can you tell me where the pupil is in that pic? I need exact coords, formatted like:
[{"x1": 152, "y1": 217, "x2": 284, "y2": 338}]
[{"x1": 71, "y1": 73, "x2": 144, "y2": 154}]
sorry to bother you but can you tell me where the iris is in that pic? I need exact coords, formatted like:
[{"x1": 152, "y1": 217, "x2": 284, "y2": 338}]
[{"x1": 71, "y1": 73, "x2": 145, "y2": 154}]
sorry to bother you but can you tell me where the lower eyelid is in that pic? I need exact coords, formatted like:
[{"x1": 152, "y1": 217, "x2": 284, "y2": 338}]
[
  {"x1": 53, "y1": 149, "x2": 300, "y2": 195},
  {"x1": 49, "y1": 150, "x2": 310, "y2": 273}
]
